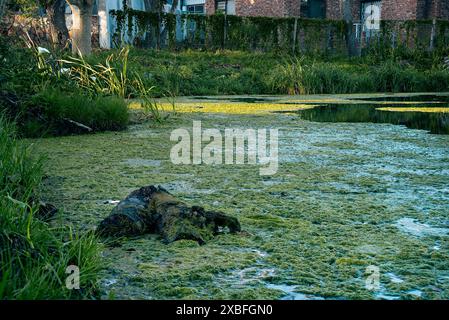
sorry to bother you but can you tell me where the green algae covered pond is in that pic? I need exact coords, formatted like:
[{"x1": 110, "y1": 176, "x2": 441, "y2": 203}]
[{"x1": 31, "y1": 93, "x2": 449, "y2": 300}]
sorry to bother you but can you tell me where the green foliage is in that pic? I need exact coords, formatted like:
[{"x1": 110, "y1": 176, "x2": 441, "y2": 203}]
[
  {"x1": 0, "y1": 118, "x2": 42, "y2": 201},
  {"x1": 22, "y1": 88, "x2": 129, "y2": 137},
  {"x1": 60, "y1": 47, "x2": 134, "y2": 98},
  {"x1": 117, "y1": 49, "x2": 449, "y2": 96},
  {"x1": 133, "y1": 77, "x2": 165, "y2": 123},
  {"x1": 110, "y1": 10, "x2": 349, "y2": 53},
  {"x1": 269, "y1": 56, "x2": 449, "y2": 95},
  {"x1": 0, "y1": 117, "x2": 102, "y2": 299},
  {"x1": 0, "y1": 36, "x2": 134, "y2": 137}
]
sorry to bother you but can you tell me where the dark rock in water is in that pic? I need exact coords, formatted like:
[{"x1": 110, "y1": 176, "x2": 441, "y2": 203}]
[
  {"x1": 97, "y1": 185, "x2": 241, "y2": 244},
  {"x1": 36, "y1": 202, "x2": 58, "y2": 221}
]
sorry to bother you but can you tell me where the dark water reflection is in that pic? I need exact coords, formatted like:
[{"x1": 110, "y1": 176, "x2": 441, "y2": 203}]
[
  {"x1": 295, "y1": 104, "x2": 449, "y2": 134},
  {"x1": 193, "y1": 96, "x2": 279, "y2": 103},
  {"x1": 350, "y1": 95, "x2": 449, "y2": 102}
]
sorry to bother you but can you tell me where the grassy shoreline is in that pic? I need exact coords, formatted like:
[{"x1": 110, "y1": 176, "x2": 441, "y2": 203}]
[
  {"x1": 89, "y1": 49, "x2": 449, "y2": 97},
  {"x1": 0, "y1": 117, "x2": 102, "y2": 299}
]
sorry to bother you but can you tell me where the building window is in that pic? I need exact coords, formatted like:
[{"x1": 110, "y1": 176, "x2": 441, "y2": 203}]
[
  {"x1": 216, "y1": 1, "x2": 226, "y2": 12},
  {"x1": 301, "y1": 0, "x2": 326, "y2": 19},
  {"x1": 187, "y1": 4, "x2": 204, "y2": 14},
  {"x1": 216, "y1": 0, "x2": 235, "y2": 15}
]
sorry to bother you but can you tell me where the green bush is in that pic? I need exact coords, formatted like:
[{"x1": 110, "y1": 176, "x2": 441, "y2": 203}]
[
  {"x1": 19, "y1": 89, "x2": 129, "y2": 137},
  {"x1": 0, "y1": 37, "x2": 132, "y2": 138}
]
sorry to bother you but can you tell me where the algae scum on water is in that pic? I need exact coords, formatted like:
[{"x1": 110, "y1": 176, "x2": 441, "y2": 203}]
[{"x1": 32, "y1": 94, "x2": 449, "y2": 299}]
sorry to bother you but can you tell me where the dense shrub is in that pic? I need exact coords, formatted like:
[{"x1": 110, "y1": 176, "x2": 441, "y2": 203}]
[
  {"x1": 20, "y1": 89, "x2": 129, "y2": 137},
  {"x1": 0, "y1": 36, "x2": 131, "y2": 137}
]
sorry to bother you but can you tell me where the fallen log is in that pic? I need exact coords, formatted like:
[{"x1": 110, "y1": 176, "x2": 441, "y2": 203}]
[{"x1": 96, "y1": 185, "x2": 241, "y2": 244}]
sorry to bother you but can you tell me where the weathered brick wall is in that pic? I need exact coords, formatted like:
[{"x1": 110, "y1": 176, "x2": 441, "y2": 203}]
[
  {"x1": 236, "y1": 0, "x2": 285, "y2": 17},
  {"x1": 325, "y1": 0, "x2": 360, "y2": 21},
  {"x1": 326, "y1": 0, "x2": 342, "y2": 19},
  {"x1": 205, "y1": 0, "x2": 301, "y2": 17},
  {"x1": 436, "y1": 0, "x2": 449, "y2": 19},
  {"x1": 382, "y1": 0, "x2": 418, "y2": 20},
  {"x1": 326, "y1": 0, "x2": 449, "y2": 21},
  {"x1": 380, "y1": 0, "x2": 449, "y2": 20},
  {"x1": 351, "y1": 0, "x2": 362, "y2": 21},
  {"x1": 206, "y1": 0, "x2": 448, "y2": 20},
  {"x1": 283, "y1": 0, "x2": 301, "y2": 17}
]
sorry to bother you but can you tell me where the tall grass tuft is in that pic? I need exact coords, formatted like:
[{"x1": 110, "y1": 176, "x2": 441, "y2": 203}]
[
  {"x1": 267, "y1": 57, "x2": 449, "y2": 94},
  {"x1": 60, "y1": 47, "x2": 133, "y2": 98},
  {"x1": 267, "y1": 57, "x2": 306, "y2": 95}
]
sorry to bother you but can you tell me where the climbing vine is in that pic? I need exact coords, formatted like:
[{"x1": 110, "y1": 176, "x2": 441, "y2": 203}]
[{"x1": 108, "y1": 9, "x2": 448, "y2": 56}]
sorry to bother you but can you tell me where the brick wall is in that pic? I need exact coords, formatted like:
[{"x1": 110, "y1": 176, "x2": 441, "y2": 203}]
[
  {"x1": 382, "y1": 0, "x2": 418, "y2": 20},
  {"x1": 435, "y1": 0, "x2": 449, "y2": 19},
  {"x1": 206, "y1": 0, "x2": 449, "y2": 20},
  {"x1": 236, "y1": 0, "x2": 286, "y2": 17},
  {"x1": 326, "y1": 0, "x2": 436, "y2": 21},
  {"x1": 205, "y1": 0, "x2": 301, "y2": 17},
  {"x1": 326, "y1": 0, "x2": 342, "y2": 19},
  {"x1": 283, "y1": 0, "x2": 301, "y2": 17}
]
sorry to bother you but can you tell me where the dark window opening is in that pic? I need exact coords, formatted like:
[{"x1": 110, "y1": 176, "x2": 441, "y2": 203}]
[
  {"x1": 187, "y1": 4, "x2": 204, "y2": 14},
  {"x1": 301, "y1": 0, "x2": 326, "y2": 19}
]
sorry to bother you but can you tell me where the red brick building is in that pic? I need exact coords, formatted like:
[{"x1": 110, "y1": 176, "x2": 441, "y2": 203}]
[
  {"x1": 205, "y1": 0, "x2": 301, "y2": 17},
  {"x1": 325, "y1": 0, "x2": 449, "y2": 21},
  {"x1": 204, "y1": 0, "x2": 449, "y2": 20}
]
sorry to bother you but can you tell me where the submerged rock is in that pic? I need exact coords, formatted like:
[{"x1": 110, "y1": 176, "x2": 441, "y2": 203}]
[
  {"x1": 96, "y1": 185, "x2": 241, "y2": 244},
  {"x1": 35, "y1": 201, "x2": 58, "y2": 221}
]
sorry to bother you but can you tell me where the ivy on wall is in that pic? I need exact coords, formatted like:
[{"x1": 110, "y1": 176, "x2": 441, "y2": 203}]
[
  {"x1": 109, "y1": 9, "x2": 350, "y2": 54},
  {"x1": 109, "y1": 8, "x2": 448, "y2": 56}
]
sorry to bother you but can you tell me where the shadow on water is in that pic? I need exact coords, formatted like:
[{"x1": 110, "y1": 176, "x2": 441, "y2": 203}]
[
  {"x1": 349, "y1": 94, "x2": 449, "y2": 102},
  {"x1": 192, "y1": 96, "x2": 279, "y2": 103},
  {"x1": 293, "y1": 104, "x2": 449, "y2": 134}
]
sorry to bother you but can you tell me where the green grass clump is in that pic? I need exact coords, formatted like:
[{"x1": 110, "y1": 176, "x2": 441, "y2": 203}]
[
  {"x1": 19, "y1": 88, "x2": 129, "y2": 137},
  {"x1": 0, "y1": 116, "x2": 102, "y2": 299},
  {"x1": 266, "y1": 58, "x2": 449, "y2": 95}
]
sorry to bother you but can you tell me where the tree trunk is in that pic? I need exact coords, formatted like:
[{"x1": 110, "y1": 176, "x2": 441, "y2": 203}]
[
  {"x1": 67, "y1": 0, "x2": 93, "y2": 56},
  {"x1": 47, "y1": 0, "x2": 70, "y2": 48},
  {"x1": 97, "y1": 185, "x2": 241, "y2": 244}
]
